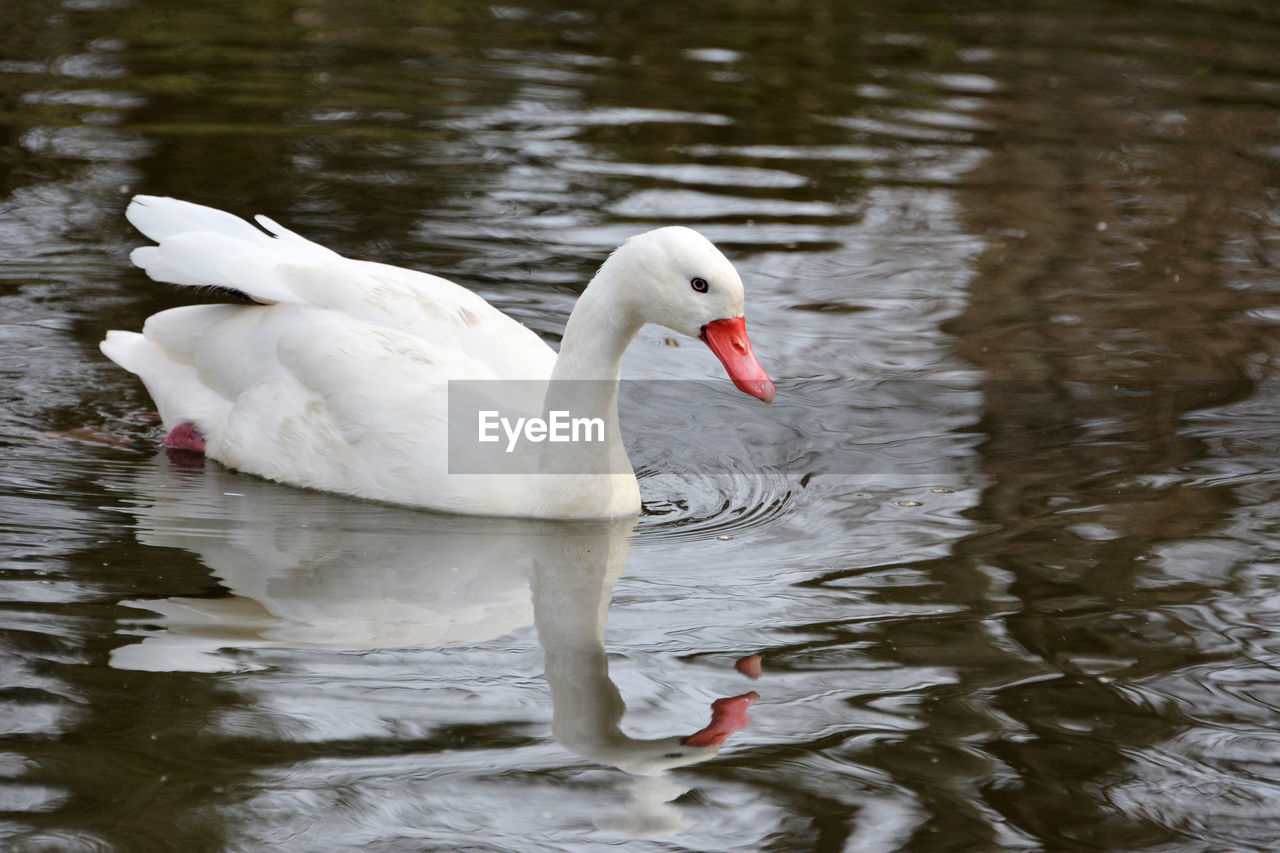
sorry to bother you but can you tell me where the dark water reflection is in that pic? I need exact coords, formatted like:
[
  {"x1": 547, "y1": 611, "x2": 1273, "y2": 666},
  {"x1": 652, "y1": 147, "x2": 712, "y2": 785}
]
[{"x1": 3, "y1": 0, "x2": 1280, "y2": 850}]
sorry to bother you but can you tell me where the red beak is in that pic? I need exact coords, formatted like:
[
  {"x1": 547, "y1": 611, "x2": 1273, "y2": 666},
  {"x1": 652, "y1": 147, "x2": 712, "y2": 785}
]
[
  {"x1": 699, "y1": 316, "x2": 776, "y2": 403},
  {"x1": 681, "y1": 692, "x2": 760, "y2": 748}
]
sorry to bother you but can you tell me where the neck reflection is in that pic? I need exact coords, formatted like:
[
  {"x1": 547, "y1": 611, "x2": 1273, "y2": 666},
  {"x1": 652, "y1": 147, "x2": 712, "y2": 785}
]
[{"x1": 110, "y1": 453, "x2": 757, "y2": 835}]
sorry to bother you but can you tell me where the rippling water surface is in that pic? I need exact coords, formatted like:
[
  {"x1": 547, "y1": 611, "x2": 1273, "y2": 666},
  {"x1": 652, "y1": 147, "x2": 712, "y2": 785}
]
[{"x1": 3, "y1": 1, "x2": 1280, "y2": 850}]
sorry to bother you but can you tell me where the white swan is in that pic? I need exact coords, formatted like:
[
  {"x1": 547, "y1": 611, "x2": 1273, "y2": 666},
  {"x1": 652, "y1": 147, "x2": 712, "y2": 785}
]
[{"x1": 101, "y1": 196, "x2": 775, "y2": 518}]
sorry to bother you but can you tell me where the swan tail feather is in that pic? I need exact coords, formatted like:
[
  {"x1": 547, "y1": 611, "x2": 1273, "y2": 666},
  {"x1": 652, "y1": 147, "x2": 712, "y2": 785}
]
[
  {"x1": 100, "y1": 329, "x2": 226, "y2": 433},
  {"x1": 125, "y1": 196, "x2": 341, "y2": 304}
]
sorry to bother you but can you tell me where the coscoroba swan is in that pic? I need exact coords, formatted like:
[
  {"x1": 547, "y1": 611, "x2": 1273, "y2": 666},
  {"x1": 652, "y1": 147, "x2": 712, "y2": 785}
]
[{"x1": 101, "y1": 196, "x2": 775, "y2": 518}]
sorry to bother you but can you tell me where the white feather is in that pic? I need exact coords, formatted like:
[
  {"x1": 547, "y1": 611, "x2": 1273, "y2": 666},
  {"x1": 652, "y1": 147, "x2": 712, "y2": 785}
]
[{"x1": 102, "y1": 196, "x2": 769, "y2": 518}]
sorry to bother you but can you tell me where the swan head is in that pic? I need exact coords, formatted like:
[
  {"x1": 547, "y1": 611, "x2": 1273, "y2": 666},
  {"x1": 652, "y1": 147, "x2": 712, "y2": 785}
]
[{"x1": 602, "y1": 227, "x2": 776, "y2": 402}]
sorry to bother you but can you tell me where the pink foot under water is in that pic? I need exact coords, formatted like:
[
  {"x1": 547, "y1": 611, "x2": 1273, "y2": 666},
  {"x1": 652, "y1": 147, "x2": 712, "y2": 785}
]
[{"x1": 163, "y1": 422, "x2": 206, "y2": 453}]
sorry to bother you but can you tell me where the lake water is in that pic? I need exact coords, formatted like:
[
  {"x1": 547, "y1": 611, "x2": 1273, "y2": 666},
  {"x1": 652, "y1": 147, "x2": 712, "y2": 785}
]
[{"x1": 3, "y1": 1, "x2": 1280, "y2": 850}]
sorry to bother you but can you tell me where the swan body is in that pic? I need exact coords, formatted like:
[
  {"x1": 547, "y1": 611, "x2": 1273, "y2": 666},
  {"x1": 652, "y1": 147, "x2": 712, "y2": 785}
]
[{"x1": 101, "y1": 196, "x2": 774, "y2": 518}]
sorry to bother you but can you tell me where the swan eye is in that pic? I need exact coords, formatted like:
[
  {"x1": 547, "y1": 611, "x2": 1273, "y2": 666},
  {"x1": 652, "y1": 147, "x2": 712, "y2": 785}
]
[{"x1": 690, "y1": 277, "x2": 709, "y2": 293}]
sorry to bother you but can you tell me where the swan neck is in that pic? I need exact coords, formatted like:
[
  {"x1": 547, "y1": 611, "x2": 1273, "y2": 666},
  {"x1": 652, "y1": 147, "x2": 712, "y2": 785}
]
[
  {"x1": 551, "y1": 273, "x2": 642, "y2": 384},
  {"x1": 532, "y1": 268, "x2": 642, "y2": 514}
]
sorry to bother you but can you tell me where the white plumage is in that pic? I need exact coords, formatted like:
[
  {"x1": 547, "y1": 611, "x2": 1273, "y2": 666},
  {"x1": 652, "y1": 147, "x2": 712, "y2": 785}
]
[{"x1": 102, "y1": 196, "x2": 774, "y2": 518}]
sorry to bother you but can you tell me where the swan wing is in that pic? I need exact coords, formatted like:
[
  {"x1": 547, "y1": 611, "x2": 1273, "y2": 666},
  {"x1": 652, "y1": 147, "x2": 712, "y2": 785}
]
[
  {"x1": 103, "y1": 301, "x2": 529, "y2": 509},
  {"x1": 125, "y1": 195, "x2": 556, "y2": 379}
]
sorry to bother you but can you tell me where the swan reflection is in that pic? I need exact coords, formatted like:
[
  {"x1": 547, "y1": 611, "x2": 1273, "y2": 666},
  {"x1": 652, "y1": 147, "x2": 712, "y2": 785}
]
[{"x1": 110, "y1": 453, "x2": 757, "y2": 835}]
